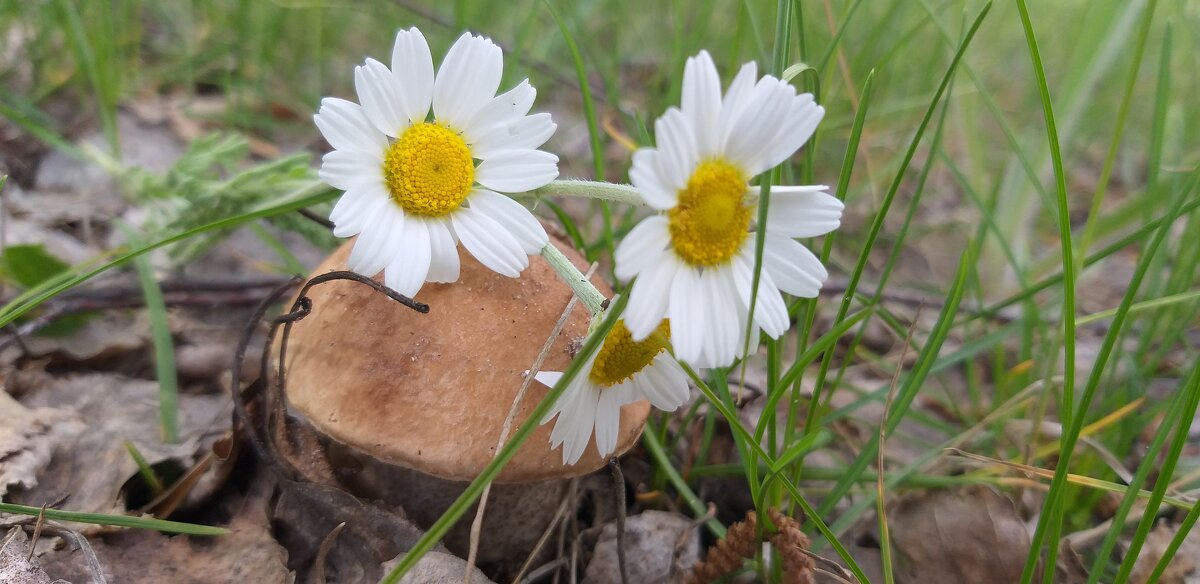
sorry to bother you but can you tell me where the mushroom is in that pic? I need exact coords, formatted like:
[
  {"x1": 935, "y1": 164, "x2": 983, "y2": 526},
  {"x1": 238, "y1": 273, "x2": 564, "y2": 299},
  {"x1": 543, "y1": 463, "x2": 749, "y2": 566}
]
[{"x1": 280, "y1": 233, "x2": 643, "y2": 566}]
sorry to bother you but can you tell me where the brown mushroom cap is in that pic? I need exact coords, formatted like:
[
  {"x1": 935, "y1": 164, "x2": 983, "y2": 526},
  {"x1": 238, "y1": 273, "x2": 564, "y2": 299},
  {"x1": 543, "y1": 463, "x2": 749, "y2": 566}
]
[{"x1": 281, "y1": 236, "x2": 646, "y2": 482}]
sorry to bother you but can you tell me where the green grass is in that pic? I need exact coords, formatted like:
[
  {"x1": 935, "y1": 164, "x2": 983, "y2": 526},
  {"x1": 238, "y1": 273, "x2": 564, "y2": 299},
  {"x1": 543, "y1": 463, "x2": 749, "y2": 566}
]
[{"x1": 2, "y1": 0, "x2": 1199, "y2": 582}]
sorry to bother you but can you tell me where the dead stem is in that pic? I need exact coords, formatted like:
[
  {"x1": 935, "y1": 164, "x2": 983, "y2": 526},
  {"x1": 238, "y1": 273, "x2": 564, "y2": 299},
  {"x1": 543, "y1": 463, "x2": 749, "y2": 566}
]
[{"x1": 610, "y1": 458, "x2": 630, "y2": 584}]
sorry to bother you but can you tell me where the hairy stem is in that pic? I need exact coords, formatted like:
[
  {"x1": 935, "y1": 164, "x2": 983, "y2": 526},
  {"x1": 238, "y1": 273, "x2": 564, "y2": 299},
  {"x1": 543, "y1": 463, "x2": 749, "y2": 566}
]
[{"x1": 540, "y1": 242, "x2": 606, "y2": 315}]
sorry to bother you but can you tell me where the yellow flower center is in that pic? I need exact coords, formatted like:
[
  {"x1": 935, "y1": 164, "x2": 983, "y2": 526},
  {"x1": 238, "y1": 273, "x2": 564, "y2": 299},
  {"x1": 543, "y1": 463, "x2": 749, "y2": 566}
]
[
  {"x1": 588, "y1": 320, "x2": 671, "y2": 388},
  {"x1": 382, "y1": 122, "x2": 475, "y2": 217},
  {"x1": 668, "y1": 159, "x2": 751, "y2": 266}
]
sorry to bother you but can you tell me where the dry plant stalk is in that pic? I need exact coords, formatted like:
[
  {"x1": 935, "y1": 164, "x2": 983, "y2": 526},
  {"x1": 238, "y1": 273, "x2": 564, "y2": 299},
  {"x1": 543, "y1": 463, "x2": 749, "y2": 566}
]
[{"x1": 685, "y1": 508, "x2": 816, "y2": 584}]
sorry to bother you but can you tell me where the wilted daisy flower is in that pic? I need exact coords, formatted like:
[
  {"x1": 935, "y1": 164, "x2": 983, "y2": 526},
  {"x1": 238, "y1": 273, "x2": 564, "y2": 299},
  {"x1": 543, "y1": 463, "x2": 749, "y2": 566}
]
[
  {"x1": 315, "y1": 28, "x2": 558, "y2": 297},
  {"x1": 614, "y1": 50, "x2": 843, "y2": 368},
  {"x1": 536, "y1": 319, "x2": 689, "y2": 465}
]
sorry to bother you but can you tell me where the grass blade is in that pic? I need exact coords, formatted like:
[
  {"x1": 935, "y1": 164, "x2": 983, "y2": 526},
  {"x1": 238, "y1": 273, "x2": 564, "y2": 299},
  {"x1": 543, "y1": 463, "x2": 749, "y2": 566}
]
[
  {"x1": 123, "y1": 225, "x2": 180, "y2": 444},
  {"x1": 0, "y1": 502, "x2": 226, "y2": 536},
  {"x1": 1014, "y1": 0, "x2": 1095, "y2": 574}
]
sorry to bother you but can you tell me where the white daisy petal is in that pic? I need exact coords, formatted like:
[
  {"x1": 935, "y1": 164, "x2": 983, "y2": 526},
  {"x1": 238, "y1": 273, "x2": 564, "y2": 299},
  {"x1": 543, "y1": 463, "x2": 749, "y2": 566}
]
[
  {"x1": 614, "y1": 216, "x2": 670, "y2": 281},
  {"x1": 475, "y1": 149, "x2": 559, "y2": 193},
  {"x1": 695, "y1": 271, "x2": 719, "y2": 366},
  {"x1": 425, "y1": 218, "x2": 460, "y2": 283},
  {"x1": 702, "y1": 266, "x2": 742, "y2": 367},
  {"x1": 761, "y1": 96, "x2": 823, "y2": 169},
  {"x1": 629, "y1": 149, "x2": 679, "y2": 209},
  {"x1": 765, "y1": 186, "x2": 844, "y2": 238},
  {"x1": 762, "y1": 232, "x2": 827, "y2": 297},
  {"x1": 433, "y1": 33, "x2": 503, "y2": 129},
  {"x1": 463, "y1": 80, "x2": 536, "y2": 142},
  {"x1": 725, "y1": 77, "x2": 795, "y2": 174},
  {"x1": 472, "y1": 113, "x2": 556, "y2": 160},
  {"x1": 330, "y1": 184, "x2": 387, "y2": 236},
  {"x1": 390, "y1": 27, "x2": 435, "y2": 124},
  {"x1": 667, "y1": 266, "x2": 705, "y2": 365},
  {"x1": 755, "y1": 276, "x2": 790, "y2": 338},
  {"x1": 732, "y1": 253, "x2": 790, "y2": 338},
  {"x1": 355, "y1": 58, "x2": 410, "y2": 137},
  {"x1": 681, "y1": 50, "x2": 723, "y2": 158},
  {"x1": 537, "y1": 369, "x2": 576, "y2": 423},
  {"x1": 535, "y1": 371, "x2": 565, "y2": 395},
  {"x1": 383, "y1": 217, "x2": 431, "y2": 297},
  {"x1": 594, "y1": 389, "x2": 625, "y2": 458},
  {"x1": 734, "y1": 314, "x2": 761, "y2": 360},
  {"x1": 624, "y1": 259, "x2": 679, "y2": 340},
  {"x1": 545, "y1": 382, "x2": 576, "y2": 437},
  {"x1": 347, "y1": 211, "x2": 400, "y2": 277},
  {"x1": 467, "y1": 189, "x2": 548, "y2": 254},
  {"x1": 635, "y1": 354, "x2": 689, "y2": 410},
  {"x1": 651, "y1": 354, "x2": 692, "y2": 407},
  {"x1": 452, "y1": 206, "x2": 528, "y2": 277},
  {"x1": 654, "y1": 108, "x2": 699, "y2": 191},
  {"x1": 314, "y1": 97, "x2": 387, "y2": 153},
  {"x1": 718, "y1": 61, "x2": 758, "y2": 146},
  {"x1": 556, "y1": 380, "x2": 600, "y2": 464},
  {"x1": 319, "y1": 149, "x2": 383, "y2": 191}
]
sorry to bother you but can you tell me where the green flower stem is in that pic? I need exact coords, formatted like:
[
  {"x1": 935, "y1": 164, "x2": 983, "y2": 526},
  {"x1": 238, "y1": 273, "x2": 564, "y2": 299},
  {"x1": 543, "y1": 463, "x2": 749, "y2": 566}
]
[
  {"x1": 527, "y1": 180, "x2": 646, "y2": 207},
  {"x1": 540, "y1": 242, "x2": 605, "y2": 316}
]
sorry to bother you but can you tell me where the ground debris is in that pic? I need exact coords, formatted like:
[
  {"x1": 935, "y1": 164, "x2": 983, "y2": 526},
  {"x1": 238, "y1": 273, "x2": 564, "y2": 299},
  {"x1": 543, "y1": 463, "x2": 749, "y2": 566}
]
[
  {"x1": 0, "y1": 391, "x2": 82, "y2": 498},
  {"x1": 687, "y1": 508, "x2": 814, "y2": 584},
  {"x1": 1130, "y1": 522, "x2": 1200, "y2": 584},
  {"x1": 270, "y1": 477, "x2": 428, "y2": 583},
  {"x1": 851, "y1": 486, "x2": 1029, "y2": 584},
  {"x1": 584, "y1": 510, "x2": 701, "y2": 584},
  {"x1": 382, "y1": 551, "x2": 497, "y2": 584},
  {"x1": 10, "y1": 373, "x2": 228, "y2": 520},
  {"x1": 0, "y1": 528, "x2": 64, "y2": 584},
  {"x1": 37, "y1": 477, "x2": 292, "y2": 583}
]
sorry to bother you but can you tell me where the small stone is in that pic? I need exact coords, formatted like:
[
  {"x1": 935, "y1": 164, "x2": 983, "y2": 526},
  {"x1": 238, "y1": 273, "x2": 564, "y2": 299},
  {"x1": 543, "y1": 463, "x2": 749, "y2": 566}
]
[
  {"x1": 583, "y1": 511, "x2": 701, "y2": 584},
  {"x1": 381, "y1": 551, "x2": 498, "y2": 584}
]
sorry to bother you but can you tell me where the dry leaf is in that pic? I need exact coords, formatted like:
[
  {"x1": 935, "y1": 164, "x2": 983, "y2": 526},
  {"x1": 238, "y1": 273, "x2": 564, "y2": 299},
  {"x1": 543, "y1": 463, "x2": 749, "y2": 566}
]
[
  {"x1": 0, "y1": 391, "x2": 83, "y2": 498},
  {"x1": 11, "y1": 373, "x2": 228, "y2": 520},
  {"x1": 1131, "y1": 522, "x2": 1199, "y2": 584},
  {"x1": 864, "y1": 486, "x2": 1030, "y2": 584},
  {"x1": 17, "y1": 312, "x2": 145, "y2": 363},
  {"x1": 0, "y1": 528, "x2": 63, "y2": 584}
]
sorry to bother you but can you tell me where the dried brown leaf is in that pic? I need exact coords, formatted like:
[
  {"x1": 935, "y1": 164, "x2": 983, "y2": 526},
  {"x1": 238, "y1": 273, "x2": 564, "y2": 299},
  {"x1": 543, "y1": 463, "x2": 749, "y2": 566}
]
[
  {"x1": 0, "y1": 391, "x2": 82, "y2": 498},
  {"x1": 11, "y1": 373, "x2": 228, "y2": 520},
  {"x1": 0, "y1": 528, "x2": 61, "y2": 584},
  {"x1": 1130, "y1": 522, "x2": 1199, "y2": 584},
  {"x1": 886, "y1": 487, "x2": 1029, "y2": 584}
]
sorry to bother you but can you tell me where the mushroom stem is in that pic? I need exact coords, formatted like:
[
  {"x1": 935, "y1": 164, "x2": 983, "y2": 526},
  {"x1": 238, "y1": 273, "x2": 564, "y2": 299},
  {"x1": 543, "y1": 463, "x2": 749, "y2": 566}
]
[
  {"x1": 540, "y1": 243, "x2": 606, "y2": 316},
  {"x1": 525, "y1": 180, "x2": 647, "y2": 206}
]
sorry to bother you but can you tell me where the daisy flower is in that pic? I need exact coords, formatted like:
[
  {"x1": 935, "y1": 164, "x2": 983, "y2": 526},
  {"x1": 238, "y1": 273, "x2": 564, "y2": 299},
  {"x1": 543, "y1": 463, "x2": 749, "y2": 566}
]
[
  {"x1": 614, "y1": 50, "x2": 843, "y2": 368},
  {"x1": 536, "y1": 319, "x2": 689, "y2": 465},
  {"x1": 315, "y1": 28, "x2": 557, "y2": 297}
]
